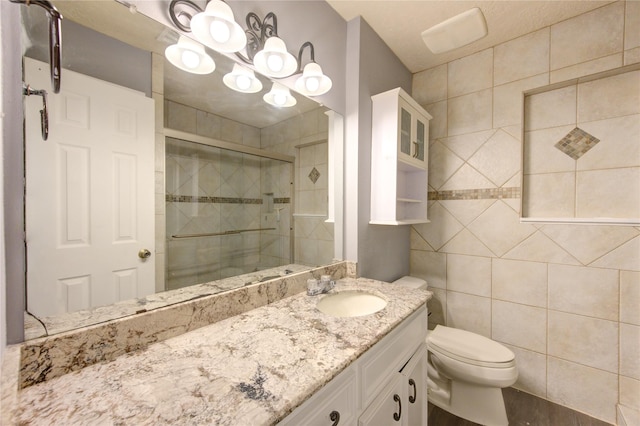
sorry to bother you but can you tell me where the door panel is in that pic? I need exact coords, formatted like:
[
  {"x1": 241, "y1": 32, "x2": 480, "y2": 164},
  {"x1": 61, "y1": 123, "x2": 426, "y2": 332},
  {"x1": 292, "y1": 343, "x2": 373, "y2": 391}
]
[{"x1": 25, "y1": 57, "x2": 155, "y2": 317}]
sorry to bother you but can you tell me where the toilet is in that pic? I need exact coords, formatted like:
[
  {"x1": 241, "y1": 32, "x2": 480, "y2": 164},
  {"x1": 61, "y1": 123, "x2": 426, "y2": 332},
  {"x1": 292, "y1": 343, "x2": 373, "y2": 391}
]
[{"x1": 394, "y1": 276, "x2": 518, "y2": 426}]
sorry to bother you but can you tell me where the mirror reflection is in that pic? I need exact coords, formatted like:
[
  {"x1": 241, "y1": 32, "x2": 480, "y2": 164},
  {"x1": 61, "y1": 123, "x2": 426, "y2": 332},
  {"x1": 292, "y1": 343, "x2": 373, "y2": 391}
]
[{"x1": 21, "y1": 0, "x2": 339, "y2": 340}]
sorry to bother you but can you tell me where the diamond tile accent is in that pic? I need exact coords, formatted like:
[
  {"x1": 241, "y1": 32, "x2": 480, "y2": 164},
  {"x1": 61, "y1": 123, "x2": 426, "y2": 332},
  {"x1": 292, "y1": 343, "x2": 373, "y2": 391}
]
[
  {"x1": 308, "y1": 167, "x2": 320, "y2": 184},
  {"x1": 555, "y1": 127, "x2": 600, "y2": 160}
]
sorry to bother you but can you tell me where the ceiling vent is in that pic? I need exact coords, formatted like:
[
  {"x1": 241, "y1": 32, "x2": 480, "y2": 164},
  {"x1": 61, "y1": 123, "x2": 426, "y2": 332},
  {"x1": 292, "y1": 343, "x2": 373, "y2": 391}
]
[{"x1": 421, "y1": 8, "x2": 488, "y2": 54}]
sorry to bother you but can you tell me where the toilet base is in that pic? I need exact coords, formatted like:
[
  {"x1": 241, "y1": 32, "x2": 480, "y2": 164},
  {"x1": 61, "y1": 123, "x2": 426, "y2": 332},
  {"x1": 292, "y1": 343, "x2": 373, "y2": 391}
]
[{"x1": 428, "y1": 380, "x2": 509, "y2": 426}]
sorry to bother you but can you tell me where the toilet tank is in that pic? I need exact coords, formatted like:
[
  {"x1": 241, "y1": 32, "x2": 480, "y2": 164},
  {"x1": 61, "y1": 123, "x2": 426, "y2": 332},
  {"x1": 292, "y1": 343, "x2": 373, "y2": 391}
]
[{"x1": 392, "y1": 276, "x2": 427, "y2": 290}]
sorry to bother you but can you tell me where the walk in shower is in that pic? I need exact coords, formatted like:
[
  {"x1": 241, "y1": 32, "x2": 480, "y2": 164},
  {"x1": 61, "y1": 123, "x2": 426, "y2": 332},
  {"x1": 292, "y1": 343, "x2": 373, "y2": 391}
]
[{"x1": 165, "y1": 136, "x2": 294, "y2": 290}]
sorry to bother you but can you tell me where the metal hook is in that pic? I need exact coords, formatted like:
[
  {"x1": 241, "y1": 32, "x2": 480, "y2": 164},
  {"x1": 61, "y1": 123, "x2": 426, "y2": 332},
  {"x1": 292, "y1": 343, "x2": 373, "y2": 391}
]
[{"x1": 23, "y1": 84, "x2": 49, "y2": 141}]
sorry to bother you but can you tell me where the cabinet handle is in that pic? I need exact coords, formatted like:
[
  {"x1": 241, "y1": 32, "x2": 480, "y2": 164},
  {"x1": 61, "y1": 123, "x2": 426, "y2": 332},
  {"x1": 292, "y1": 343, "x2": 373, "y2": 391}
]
[
  {"x1": 329, "y1": 410, "x2": 340, "y2": 425},
  {"x1": 393, "y1": 394, "x2": 402, "y2": 421},
  {"x1": 409, "y1": 378, "x2": 417, "y2": 403},
  {"x1": 412, "y1": 141, "x2": 419, "y2": 158}
]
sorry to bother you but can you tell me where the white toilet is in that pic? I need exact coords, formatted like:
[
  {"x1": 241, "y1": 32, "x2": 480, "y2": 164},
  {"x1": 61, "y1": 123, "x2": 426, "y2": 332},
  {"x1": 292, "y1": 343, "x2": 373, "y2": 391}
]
[{"x1": 394, "y1": 276, "x2": 518, "y2": 426}]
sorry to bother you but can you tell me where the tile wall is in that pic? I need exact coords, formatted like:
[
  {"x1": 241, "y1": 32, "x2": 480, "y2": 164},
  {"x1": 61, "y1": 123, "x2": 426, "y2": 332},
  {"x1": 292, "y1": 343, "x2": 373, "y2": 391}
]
[
  {"x1": 411, "y1": 2, "x2": 639, "y2": 423},
  {"x1": 523, "y1": 68, "x2": 640, "y2": 219},
  {"x1": 261, "y1": 109, "x2": 335, "y2": 267}
]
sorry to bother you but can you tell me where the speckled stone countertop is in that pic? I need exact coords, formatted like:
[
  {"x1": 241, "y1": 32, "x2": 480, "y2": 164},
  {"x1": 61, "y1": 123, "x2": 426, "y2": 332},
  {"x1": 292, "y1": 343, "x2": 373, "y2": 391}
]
[{"x1": 5, "y1": 278, "x2": 430, "y2": 425}]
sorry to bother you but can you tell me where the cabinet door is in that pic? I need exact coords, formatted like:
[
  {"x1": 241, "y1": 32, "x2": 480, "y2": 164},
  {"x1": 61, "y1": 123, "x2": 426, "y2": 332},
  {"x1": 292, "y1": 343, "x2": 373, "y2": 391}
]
[
  {"x1": 414, "y1": 117, "x2": 426, "y2": 164},
  {"x1": 399, "y1": 106, "x2": 413, "y2": 158},
  {"x1": 402, "y1": 344, "x2": 428, "y2": 426},
  {"x1": 359, "y1": 376, "x2": 405, "y2": 426},
  {"x1": 397, "y1": 98, "x2": 429, "y2": 168}
]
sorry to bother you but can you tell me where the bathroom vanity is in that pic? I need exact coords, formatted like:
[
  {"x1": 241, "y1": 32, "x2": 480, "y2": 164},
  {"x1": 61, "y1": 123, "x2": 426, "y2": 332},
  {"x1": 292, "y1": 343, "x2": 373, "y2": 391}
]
[{"x1": 2, "y1": 274, "x2": 431, "y2": 425}]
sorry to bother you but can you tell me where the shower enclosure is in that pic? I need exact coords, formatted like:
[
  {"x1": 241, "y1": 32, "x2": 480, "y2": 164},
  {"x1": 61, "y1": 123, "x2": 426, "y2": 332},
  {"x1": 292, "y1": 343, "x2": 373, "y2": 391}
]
[{"x1": 165, "y1": 137, "x2": 293, "y2": 290}]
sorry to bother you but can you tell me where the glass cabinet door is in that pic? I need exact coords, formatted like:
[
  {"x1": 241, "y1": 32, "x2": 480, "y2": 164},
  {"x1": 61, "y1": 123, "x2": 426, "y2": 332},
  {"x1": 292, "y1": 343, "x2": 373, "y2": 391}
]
[
  {"x1": 415, "y1": 118, "x2": 426, "y2": 162},
  {"x1": 400, "y1": 107, "x2": 412, "y2": 157}
]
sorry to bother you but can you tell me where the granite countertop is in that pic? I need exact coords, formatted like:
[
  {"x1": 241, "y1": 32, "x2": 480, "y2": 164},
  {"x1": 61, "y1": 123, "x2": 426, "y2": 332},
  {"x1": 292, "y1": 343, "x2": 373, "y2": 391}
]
[{"x1": 8, "y1": 278, "x2": 430, "y2": 425}]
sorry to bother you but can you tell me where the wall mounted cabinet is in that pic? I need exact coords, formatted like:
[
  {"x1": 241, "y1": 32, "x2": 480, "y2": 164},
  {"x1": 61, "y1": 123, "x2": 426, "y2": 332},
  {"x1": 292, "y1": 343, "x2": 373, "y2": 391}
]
[{"x1": 370, "y1": 88, "x2": 432, "y2": 225}]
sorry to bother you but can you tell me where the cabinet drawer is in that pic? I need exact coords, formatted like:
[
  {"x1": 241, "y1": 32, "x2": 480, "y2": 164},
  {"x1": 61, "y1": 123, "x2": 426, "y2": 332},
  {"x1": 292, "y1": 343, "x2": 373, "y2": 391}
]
[
  {"x1": 280, "y1": 366, "x2": 357, "y2": 426},
  {"x1": 358, "y1": 306, "x2": 427, "y2": 408}
]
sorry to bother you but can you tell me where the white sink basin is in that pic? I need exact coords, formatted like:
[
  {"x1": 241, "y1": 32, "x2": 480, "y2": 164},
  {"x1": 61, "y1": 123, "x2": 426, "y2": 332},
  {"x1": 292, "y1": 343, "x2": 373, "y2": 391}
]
[{"x1": 316, "y1": 290, "x2": 387, "y2": 317}]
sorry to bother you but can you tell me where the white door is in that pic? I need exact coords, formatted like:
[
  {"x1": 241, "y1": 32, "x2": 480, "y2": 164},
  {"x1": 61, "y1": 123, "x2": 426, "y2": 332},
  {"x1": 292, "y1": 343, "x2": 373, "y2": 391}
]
[{"x1": 24, "y1": 57, "x2": 155, "y2": 317}]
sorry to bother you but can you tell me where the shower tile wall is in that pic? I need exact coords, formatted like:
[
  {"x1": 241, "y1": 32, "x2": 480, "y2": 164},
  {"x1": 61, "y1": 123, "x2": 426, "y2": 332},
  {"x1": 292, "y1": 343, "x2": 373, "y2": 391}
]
[
  {"x1": 164, "y1": 101, "x2": 289, "y2": 289},
  {"x1": 411, "y1": 2, "x2": 639, "y2": 424},
  {"x1": 261, "y1": 108, "x2": 335, "y2": 267}
]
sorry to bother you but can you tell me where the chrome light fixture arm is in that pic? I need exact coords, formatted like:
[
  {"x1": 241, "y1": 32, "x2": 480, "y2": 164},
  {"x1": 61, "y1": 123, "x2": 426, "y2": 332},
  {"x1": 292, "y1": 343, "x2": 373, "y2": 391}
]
[
  {"x1": 237, "y1": 12, "x2": 278, "y2": 64},
  {"x1": 168, "y1": 0, "x2": 203, "y2": 33}
]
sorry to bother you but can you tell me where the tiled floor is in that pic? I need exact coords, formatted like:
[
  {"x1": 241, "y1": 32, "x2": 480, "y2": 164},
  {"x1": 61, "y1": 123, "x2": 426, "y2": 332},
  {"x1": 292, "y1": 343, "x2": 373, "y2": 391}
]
[{"x1": 427, "y1": 387, "x2": 613, "y2": 426}]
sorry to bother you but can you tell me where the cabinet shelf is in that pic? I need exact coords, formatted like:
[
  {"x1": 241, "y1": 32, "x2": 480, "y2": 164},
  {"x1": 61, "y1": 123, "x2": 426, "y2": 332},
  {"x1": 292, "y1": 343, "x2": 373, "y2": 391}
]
[{"x1": 397, "y1": 198, "x2": 422, "y2": 203}]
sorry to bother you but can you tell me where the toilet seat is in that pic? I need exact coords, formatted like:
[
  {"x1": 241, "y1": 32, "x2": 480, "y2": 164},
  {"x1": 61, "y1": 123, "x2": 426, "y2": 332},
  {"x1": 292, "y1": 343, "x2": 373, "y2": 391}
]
[{"x1": 428, "y1": 325, "x2": 515, "y2": 368}]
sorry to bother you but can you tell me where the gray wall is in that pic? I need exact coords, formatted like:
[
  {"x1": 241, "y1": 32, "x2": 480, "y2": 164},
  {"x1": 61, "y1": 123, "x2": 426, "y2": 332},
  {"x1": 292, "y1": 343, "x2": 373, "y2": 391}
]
[
  {"x1": 345, "y1": 17, "x2": 413, "y2": 282},
  {"x1": 1, "y1": 1, "x2": 26, "y2": 344}
]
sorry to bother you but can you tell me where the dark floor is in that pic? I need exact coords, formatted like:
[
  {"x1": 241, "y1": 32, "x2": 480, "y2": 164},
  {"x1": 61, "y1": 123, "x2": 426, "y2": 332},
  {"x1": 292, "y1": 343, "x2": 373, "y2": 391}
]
[{"x1": 427, "y1": 387, "x2": 613, "y2": 426}]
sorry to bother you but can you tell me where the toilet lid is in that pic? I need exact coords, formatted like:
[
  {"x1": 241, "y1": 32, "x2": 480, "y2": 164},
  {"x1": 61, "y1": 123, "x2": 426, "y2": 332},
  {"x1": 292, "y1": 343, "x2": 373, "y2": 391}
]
[{"x1": 428, "y1": 325, "x2": 515, "y2": 366}]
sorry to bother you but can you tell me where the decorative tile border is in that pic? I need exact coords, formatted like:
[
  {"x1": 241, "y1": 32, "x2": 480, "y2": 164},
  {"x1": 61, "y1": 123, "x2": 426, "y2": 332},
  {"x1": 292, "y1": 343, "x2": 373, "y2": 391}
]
[
  {"x1": 428, "y1": 187, "x2": 521, "y2": 201},
  {"x1": 166, "y1": 195, "x2": 290, "y2": 205}
]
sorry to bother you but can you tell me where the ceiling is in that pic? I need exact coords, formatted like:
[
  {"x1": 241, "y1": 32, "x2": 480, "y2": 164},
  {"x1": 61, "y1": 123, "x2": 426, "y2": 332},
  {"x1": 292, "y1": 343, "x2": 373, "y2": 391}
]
[{"x1": 325, "y1": 0, "x2": 615, "y2": 73}]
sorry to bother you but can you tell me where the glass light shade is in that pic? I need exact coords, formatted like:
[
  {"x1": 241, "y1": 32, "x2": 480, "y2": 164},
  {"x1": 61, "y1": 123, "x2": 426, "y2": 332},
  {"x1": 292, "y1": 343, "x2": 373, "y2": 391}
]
[
  {"x1": 190, "y1": 0, "x2": 247, "y2": 53},
  {"x1": 253, "y1": 37, "x2": 298, "y2": 78},
  {"x1": 165, "y1": 36, "x2": 215, "y2": 74},
  {"x1": 223, "y1": 63, "x2": 263, "y2": 93},
  {"x1": 263, "y1": 83, "x2": 296, "y2": 107},
  {"x1": 294, "y1": 62, "x2": 332, "y2": 96}
]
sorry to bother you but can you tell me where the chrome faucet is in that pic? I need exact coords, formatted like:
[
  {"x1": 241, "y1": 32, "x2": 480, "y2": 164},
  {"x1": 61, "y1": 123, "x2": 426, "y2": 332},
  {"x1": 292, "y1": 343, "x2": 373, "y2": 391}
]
[{"x1": 307, "y1": 276, "x2": 335, "y2": 296}]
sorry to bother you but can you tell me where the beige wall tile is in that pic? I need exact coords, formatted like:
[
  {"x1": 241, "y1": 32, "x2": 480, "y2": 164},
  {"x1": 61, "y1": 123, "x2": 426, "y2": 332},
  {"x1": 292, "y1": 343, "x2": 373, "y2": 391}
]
[
  {"x1": 410, "y1": 226, "x2": 433, "y2": 251},
  {"x1": 447, "y1": 254, "x2": 491, "y2": 297},
  {"x1": 468, "y1": 201, "x2": 537, "y2": 257},
  {"x1": 621, "y1": 270, "x2": 640, "y2": 326},
  {"x1": 625, "y1": 47, "x2": 640, "y2": 65},
  {"x1": 426, "y1": 100, "x2": 447, "y2": 141},
  {"x1": 440, "y1": 163, "x2": 496, "y2": 191},
  {"x1": 448, "y1": 89, "x2": 493, "y2": 136},
  {"x1": 417, "y1": 202, "x2": 464, "y2": 250},
  {"x1": 166, "y1": 101, "x2": 196, "y2": 133},
  {"x1": 495, "y1": 28, "x2": 550, "y2": 86},
  {"x1": 492, "y1": 300, "x2": 546, "y2": 352},
  {"x1": 590, "y1": 236, "x2": 640, "y2": 271},
  {"x1": 494, "y1": 73, "x2": 548, "y2": 128},
  {"x1": 548, "y1": 310, "x2": 618, "y2": 373},
  {"x1": 524, "y1": 85, "x2": 576, "y2": 132},
  {"x1": 523, "y1": 125, "x2": 577, "y2": 175},
  {"x1": 492, "y1": 258, "x2": 547, "y2": 307},
  {"x1": 505, "y1": 343, "x2": 547, "y2": 397},
  {"x1": 550, "y1": 53, "x2": 623, "y2": 84},
  {"x1": 523, "y1": 172, "x2": 576, "y2": 218},
  {"x1": 409, "y1": 249, "x2": 446, "y2": 289},
  {"x1": 440, "y1": 199, "x2": 495, "y2": 227},
  {"x1": 625, "y1": 0, "x2": 640, "y2": 50},
  {"x1": 428, "y1": 141, "x2": 464, "y2": 190},
  {"x1": 468, "y1": 129, "x2": 521, "y2": 187},
  {"x1": 550, "y1": 2, "x2": 625, "y2": 71},
  {"x1": 413, "y1": 63, "x2": 448, "y2": 105},
  {"x1": 576, "y1": 167, "x2": 640, "y2": 218},
  {"x1": 440, "y1": 229, "x2": 495, "y2": 258},
  {"x1": 620, "y1": 376, "x2": 640, "y2": 411},
  {"x1": 548, "y1": 264, "x2": 619, "y2": 320},
  {"x1": 446, "y1": 291, "x2": 491, "y2": 337},
  {"x1": 578, "y1": 70, "x2": 640, "y2": 122},
  {"x1": 448, "y1": 49, "x2": 493, "y2": 98},
  {"x1": 428, "y1": 287, "x2": 446, "y2": 330},
  {"x1": 620, "y1": 323, "x2": 640, "y2": 379},
  {"x1": 440, "y1": 129, "x2": 495, "y2": 161},
  {"x1": 547, "y1": 356, "x2": 618, "y2": 424},
  {"x1": 578, "y1": 114, "x2": 640, "y2": 171}
]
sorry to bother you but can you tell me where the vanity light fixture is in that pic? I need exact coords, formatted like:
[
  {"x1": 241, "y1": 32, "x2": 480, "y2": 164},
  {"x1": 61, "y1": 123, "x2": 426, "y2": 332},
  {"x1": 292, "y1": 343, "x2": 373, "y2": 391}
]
[
  {"x1": 165, "y1": 35, "x2": 216, "y2": 74},
  {"x1": 223, "y1": 63, "x2": 263, "y2": 93},
  {"x1": 263, "y1": 82, "x2": 297, "y2": 108},
  {"x1": 167, "y1": 0, "x2": 332, "y2": 97}
]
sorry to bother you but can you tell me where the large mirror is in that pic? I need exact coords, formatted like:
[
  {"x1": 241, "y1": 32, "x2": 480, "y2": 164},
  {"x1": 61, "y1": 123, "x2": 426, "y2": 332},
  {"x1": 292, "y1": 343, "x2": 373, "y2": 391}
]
[{"x1": 20, "y1": 0, "x2": 342, "y2": 340}]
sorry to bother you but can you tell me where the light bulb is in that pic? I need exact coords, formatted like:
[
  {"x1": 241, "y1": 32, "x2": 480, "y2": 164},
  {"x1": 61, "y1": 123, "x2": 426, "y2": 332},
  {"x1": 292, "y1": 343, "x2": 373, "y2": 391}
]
[
  {"x1": 273, "y1": 93, "x2": 287, "y2": 106},
  {"x1": 235, "y1": 75, "x2": 251, "y2": 90},
  {"x1": 266, "y1": 54, "x2": 284, "y2": 73},
  {"x1": 181, "y1": 50, "x2": 201, "y2": 69},
  {"x1": 304, "y1": 77, "x2": 320, "y2": 93},
  {"x1": 209, "y1": 19, "x2": 230, "y2": 44}
]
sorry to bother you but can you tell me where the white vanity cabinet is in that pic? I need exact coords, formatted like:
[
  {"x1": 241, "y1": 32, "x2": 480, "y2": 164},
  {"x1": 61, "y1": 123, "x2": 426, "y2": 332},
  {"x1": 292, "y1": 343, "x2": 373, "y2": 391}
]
[
  {"x1": 370, "y1": 87, "x2": 432, "y2": 225},
  {"x1": 279, "y1": 306, "x2": 428, "y2": 426}
]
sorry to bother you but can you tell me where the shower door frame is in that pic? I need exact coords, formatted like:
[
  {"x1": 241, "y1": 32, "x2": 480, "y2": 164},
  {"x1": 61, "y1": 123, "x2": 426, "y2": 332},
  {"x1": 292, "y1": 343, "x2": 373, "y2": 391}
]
[{"x1": 164, "y1": 128, "x2": 295, "y2": 283}]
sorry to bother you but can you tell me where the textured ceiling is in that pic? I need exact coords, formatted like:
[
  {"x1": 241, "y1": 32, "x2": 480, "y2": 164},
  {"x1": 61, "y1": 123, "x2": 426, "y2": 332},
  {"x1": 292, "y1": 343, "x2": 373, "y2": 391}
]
[{"x1": 326, "y1": 0, "x2": 615, "y2": 73}]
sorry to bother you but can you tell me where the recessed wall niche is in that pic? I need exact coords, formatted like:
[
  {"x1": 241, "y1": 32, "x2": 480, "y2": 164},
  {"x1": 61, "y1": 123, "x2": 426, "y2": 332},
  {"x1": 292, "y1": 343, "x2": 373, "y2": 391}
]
[{"x1": 521, "y1": 64, "x2": 640, "y2": 225}]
